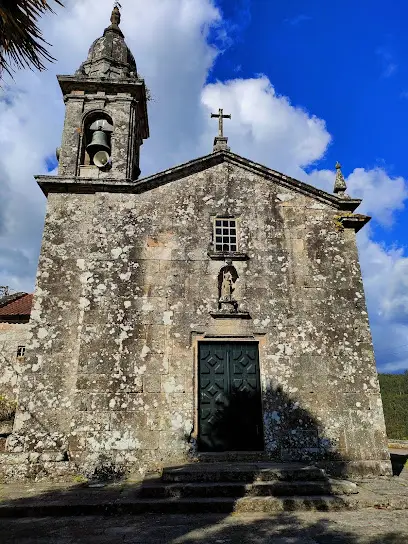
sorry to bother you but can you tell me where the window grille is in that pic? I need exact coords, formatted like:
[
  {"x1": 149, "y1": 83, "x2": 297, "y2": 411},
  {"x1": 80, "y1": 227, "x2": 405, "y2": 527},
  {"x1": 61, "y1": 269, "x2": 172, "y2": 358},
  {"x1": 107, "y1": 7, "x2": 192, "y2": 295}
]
[
  {"x1": 214, "y1": 218, "x2": 237, "y2": 252},
  {"x1": 16, "y1": 346, "x2": 26, "y2": 358}
]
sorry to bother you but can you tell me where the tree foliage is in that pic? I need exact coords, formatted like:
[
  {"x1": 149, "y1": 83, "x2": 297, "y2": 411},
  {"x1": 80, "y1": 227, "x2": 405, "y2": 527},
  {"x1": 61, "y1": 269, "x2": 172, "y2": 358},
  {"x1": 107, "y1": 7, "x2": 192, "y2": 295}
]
[
  {"x1": 378, "y1": 372, "x2": 408, "y2": 440},
  {"x1": 0, "y1": 0, "x2": 63, "y2": 78}
]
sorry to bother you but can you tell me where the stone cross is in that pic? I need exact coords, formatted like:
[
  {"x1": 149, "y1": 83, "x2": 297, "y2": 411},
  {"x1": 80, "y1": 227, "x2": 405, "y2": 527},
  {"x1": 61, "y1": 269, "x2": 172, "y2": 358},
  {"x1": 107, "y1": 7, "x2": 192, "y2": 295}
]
[{"x1": 211, "y1": 109, "x2": 231, "y2": 138}]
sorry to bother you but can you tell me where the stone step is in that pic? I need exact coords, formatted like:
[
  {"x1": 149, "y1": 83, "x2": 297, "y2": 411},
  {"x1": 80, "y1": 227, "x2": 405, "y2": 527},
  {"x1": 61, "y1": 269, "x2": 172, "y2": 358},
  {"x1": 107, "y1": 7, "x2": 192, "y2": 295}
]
[
  {"x1": 138, "y1": 479, "x2": 358, "y2": 499},
  {"x1": 196, "y1": 451, "x2": 266, "y2": 462},
  {"x1": 161, "y1": 463, "x2": 327, "y2": 483},
  {"x1": 0, "y1": 495, "x2": 358, "y2": 518}
]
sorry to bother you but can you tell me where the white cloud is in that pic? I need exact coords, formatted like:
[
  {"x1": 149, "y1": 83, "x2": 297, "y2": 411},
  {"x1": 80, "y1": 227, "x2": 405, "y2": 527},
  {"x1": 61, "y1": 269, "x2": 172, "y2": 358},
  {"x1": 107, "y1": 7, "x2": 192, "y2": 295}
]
[
  {"x1": 0, "y1": 0, "x2": 407, "y2": 372},
  {"x1": 359, "y1": 229, "x2": 408, "y2": 372},
  {"x1": 308, "y1": 167, "x2": 407, "y2": 226},
  {"x1": 309, "y1": 165, "x2": 408, "y2": 371},
  {"x1": 200, "y1": 77, "x2": 331, "y2": 178}
]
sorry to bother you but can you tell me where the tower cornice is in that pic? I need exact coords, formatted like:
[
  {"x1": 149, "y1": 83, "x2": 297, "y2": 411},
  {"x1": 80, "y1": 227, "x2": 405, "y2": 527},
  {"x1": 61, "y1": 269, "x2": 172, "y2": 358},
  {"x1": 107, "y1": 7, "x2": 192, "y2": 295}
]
[{"x1": 58, "y1": 75, "x2": 146, "y2": 98}]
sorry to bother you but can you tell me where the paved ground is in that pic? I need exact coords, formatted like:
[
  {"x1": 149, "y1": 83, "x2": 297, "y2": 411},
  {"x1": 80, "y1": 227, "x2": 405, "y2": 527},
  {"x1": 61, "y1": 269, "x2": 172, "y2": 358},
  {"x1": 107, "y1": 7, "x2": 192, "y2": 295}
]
[
  {"x1": 0, "y1": 453, "x2": 407, "y2": 543},
  {"x1": 1, "y1": 510, "x2": 408, "y2": 543}
]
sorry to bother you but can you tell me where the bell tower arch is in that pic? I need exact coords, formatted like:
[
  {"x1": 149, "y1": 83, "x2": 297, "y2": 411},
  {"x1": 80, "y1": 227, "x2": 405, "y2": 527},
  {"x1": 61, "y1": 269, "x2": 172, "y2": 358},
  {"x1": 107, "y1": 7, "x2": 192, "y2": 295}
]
[{"x1": 56, "y1": 6, "x2": 149, "y2": 181}]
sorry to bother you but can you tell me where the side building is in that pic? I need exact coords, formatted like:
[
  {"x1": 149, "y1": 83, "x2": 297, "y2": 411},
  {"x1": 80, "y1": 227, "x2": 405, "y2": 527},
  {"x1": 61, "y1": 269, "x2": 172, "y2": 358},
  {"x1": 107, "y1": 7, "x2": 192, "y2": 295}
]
[{"x1": 0, "y1": 292, "x2": 33, "y2": 447}]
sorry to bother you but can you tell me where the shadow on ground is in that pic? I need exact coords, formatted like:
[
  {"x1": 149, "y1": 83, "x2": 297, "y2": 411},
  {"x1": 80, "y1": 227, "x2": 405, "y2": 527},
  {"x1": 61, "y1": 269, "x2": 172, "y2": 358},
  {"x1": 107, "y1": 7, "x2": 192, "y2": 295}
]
[
  {"x1": 0, "y1": 507, "x2": 407, "y2": 543},
  {"x1": 0, "y1": 384, "x2": 402, "y2": 541}
]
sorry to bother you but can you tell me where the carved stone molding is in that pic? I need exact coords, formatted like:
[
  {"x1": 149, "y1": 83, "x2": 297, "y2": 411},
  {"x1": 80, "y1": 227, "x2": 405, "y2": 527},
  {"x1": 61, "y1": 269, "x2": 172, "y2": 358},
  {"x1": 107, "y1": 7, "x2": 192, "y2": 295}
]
[
  {"x1": 210, "y1": 311, "x2": 251, "y2": 320},
  {"x1": 207, "y1": 251, "x2": 249, "y2": 261}
]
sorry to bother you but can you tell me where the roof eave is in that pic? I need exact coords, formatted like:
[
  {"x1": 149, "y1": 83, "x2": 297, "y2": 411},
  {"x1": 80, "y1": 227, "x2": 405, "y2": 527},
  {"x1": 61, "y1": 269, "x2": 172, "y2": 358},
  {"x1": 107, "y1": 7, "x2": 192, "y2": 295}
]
[
  {"x1": 337, "y1": 213, "x2": 371, "y2": 232},
  {"x1": 36, "y1": 150, "x2": 362, "y2": 211}
]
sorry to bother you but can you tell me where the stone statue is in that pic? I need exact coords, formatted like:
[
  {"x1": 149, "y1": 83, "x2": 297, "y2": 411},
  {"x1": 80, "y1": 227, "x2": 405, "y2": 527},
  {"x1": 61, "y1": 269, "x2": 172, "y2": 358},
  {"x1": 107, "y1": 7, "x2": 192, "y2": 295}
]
[
  {"x1": 111, "y1": 5, "x2": 121, "y2": 27},
  {"x1": 221, "y1": 270, "x2": 234, "y2": 300},
  {"x1": 218, "y1": 260, "x2": 239, "y2": 312}
]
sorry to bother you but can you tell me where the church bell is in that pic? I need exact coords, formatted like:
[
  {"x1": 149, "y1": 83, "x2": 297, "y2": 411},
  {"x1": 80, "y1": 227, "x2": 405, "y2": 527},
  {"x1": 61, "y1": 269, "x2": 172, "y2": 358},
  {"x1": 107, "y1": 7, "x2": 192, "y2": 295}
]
[{"x1": 86, "y1": 129, "x2": 111, "y2": 157}]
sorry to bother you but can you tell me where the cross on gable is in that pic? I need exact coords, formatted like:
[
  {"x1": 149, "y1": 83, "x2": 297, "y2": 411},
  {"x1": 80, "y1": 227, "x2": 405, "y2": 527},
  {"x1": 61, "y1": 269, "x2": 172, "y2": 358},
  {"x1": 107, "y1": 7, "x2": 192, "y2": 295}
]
[{"x1": 211, "y1": 108, "x2": 231, "y2": 138}]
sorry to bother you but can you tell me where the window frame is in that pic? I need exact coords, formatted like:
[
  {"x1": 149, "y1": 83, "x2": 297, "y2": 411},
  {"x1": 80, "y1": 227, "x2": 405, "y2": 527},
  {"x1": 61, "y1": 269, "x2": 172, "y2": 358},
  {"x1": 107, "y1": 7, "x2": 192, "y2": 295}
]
[
  {"x1": 16, "y1": 345, "x2": 26, "y2": 358},
  {"x1": 213, "y1": 216, "x2": 238, "y2": 253}
]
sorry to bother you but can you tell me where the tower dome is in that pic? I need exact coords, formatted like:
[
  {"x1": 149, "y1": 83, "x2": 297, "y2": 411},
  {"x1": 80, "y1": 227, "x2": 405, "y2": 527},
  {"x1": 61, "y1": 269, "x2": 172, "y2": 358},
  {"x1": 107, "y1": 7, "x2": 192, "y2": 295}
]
[{"x1": 76, "y1": 6, "x2": 137, "y2": 80}]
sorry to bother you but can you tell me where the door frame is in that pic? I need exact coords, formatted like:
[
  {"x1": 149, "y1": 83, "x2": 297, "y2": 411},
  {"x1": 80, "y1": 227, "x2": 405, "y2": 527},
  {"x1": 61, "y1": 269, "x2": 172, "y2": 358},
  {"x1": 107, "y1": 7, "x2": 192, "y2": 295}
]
[{"x1": 194, "y1": 337, "x2": 264, "y2": 451}]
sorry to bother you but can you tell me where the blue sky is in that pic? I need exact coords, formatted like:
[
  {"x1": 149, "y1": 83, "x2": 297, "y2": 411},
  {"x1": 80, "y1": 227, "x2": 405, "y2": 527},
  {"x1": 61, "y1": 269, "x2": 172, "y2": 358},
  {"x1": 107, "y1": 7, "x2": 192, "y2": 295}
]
[
  {"x1": 1, "y1": 0, "x2": 408, "y2": 373},
  {"x1": 213, "y1": 1, "x2": 408, "y2": 170},
  {"x1": 211, "y1": 0, "x2": 408, "y2": 249}
]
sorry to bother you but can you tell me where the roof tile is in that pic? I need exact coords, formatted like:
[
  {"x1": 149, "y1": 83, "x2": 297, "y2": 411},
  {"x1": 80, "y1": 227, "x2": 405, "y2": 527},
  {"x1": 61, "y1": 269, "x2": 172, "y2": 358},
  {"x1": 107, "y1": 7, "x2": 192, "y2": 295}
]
[{"x1": 0, "y1": 294, "x2": 33, "y2": 317}]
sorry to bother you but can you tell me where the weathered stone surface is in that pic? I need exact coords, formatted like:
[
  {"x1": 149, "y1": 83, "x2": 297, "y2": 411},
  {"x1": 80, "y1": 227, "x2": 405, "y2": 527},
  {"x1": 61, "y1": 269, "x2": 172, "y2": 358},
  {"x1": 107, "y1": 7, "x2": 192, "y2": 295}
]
[{"x1": 7, "y1": 157, "x2": 391, "y2": 478}]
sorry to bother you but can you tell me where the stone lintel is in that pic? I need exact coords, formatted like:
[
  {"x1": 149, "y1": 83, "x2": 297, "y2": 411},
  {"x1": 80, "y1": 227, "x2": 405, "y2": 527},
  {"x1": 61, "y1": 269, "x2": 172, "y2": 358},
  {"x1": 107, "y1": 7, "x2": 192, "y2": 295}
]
[
  {"x1": 210, "y1": 311, "x2": 252, "y2": 319},
  {"x1": 207, "y1": 251, "x2": 249, "y2": 261}
]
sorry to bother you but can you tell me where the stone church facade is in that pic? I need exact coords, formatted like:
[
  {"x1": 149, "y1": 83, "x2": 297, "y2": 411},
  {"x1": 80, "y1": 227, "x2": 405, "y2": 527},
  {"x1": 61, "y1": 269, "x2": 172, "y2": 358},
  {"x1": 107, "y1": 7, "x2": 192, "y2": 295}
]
[{"x1": 2, "y1": 8, "x2": 391, "y2": 479}]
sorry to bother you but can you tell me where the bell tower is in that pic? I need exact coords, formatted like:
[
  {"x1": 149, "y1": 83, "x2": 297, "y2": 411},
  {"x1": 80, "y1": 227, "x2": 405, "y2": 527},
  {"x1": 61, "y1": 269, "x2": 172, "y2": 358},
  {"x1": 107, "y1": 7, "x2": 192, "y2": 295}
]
[{"x1": 56, "y1": 6, "x2": 149, "y2": 181}]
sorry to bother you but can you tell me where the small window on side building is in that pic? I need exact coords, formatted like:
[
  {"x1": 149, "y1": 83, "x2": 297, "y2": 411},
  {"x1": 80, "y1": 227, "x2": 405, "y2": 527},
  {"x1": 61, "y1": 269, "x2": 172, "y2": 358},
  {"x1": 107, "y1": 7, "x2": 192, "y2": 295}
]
[
  {"x1": 214, "y1": 217, "x2": 237, "y2": 252},
  {"x1": 16, "y1": 346, "x2": 26, "y2": 358}
]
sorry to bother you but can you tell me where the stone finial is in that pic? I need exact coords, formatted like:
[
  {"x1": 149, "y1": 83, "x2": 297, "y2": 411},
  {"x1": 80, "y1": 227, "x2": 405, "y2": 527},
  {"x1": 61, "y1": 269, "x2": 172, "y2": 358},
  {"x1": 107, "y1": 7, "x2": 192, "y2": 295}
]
[
  {"x1": 334, "y1": 161, "x2": 347, "y2": 197},
  {"x1": 111, "y1": 4, "x2": 121, "y2": 27},
  {"x1": 103, "y1": 3, "x2": 123, "y2": 37}
]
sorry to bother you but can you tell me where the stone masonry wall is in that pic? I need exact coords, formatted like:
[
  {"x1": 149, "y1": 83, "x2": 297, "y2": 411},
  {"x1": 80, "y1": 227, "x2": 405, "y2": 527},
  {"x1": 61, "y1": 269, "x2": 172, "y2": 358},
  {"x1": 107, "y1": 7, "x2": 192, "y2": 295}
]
[{"x1": 10, "y1": 161, "x2": 390, "y2": 477}]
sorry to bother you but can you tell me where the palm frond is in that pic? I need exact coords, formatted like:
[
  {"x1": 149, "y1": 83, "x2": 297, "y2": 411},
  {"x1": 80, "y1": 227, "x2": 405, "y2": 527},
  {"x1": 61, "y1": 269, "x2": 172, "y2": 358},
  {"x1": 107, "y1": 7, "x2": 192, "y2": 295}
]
[{"x1": 0, "y1": 0, "x2": 63, "y2": 77}]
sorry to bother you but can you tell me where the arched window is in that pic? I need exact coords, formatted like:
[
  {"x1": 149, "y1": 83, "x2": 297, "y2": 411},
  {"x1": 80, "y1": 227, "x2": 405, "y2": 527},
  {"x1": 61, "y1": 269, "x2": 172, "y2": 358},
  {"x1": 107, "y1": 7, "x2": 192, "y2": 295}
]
[{"x1": 80, "y1": 111, "x2": 113, "y2": 167}]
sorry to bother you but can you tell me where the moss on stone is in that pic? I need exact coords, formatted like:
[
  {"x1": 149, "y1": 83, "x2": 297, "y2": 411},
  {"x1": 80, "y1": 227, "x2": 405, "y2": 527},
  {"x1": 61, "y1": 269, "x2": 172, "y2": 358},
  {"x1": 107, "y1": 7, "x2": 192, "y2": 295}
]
[{"x1": 0, "y1": 396, "x2": 16, "y2": 422}]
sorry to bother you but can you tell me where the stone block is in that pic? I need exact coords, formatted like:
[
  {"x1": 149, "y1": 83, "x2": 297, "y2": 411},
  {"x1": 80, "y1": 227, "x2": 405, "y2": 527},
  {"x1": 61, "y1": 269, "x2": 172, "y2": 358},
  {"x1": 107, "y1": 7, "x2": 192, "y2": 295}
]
[
  {"x1": 143, "y1": 375, "x2": 161, "y2": 393},
  {"x1": 76, "y1": 374, "x2": 143, "y2": 394},
  {"x1": 68, "y1": 432, "x2": 87, "y2": 452},
  {"x1": 110, "y1": 411, "x2": 147, "y2": 432},
  {"x1": 70, "y1": 412, "x2": 111, "y2": 432},
  {"x1": 161, "y1": 374, "x2": 186, "y2": 393},
  {"x1": 158, "y1": 431, "x2": 189, "y2": 451},
  {"x1": 87, "y1": 392, "x2": 129, "y2": 411}
]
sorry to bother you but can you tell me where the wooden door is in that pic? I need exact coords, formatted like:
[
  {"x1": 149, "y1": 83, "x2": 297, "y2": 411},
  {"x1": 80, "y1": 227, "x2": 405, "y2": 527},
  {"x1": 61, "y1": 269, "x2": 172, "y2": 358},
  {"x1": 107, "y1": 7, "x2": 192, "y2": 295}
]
[{"x1": 198, "y1": 342, "x2": 264, "y2": 452}]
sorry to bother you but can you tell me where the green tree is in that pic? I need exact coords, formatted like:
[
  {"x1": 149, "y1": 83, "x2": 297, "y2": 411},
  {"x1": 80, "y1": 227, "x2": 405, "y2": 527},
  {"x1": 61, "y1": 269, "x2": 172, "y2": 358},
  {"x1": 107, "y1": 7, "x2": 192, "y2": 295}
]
[
  {"x1": 379, "y1": 373, "x2": 408, "y2": 440},
  {"x1": 0, "y1": 0, "x2": 63, "y2": 78}
]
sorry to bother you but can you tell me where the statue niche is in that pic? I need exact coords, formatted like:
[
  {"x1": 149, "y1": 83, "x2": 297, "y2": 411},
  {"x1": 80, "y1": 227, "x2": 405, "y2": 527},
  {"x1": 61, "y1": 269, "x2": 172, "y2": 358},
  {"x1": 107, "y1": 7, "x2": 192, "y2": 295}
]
[{"x1": 218, "y1": 260, "x2": 239, "y2": 313}]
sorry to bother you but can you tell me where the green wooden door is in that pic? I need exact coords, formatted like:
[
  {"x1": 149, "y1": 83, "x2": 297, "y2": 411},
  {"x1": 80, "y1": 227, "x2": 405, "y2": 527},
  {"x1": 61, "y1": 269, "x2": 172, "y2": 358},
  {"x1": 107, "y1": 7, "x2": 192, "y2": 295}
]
[{"x1": 198, "y1": 342, "x2": 264, "y2": 452}]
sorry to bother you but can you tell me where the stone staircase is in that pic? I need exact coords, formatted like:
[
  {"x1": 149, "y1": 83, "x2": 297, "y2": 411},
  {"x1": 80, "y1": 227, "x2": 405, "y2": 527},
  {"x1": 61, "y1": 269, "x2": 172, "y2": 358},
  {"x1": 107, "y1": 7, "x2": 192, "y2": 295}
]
[
  {"x1": 131, "y1": 462, "x2": 359, "y2": 513},
  {"x1": 6, "y1": 462, "x2": 408, "y2": 518}
]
